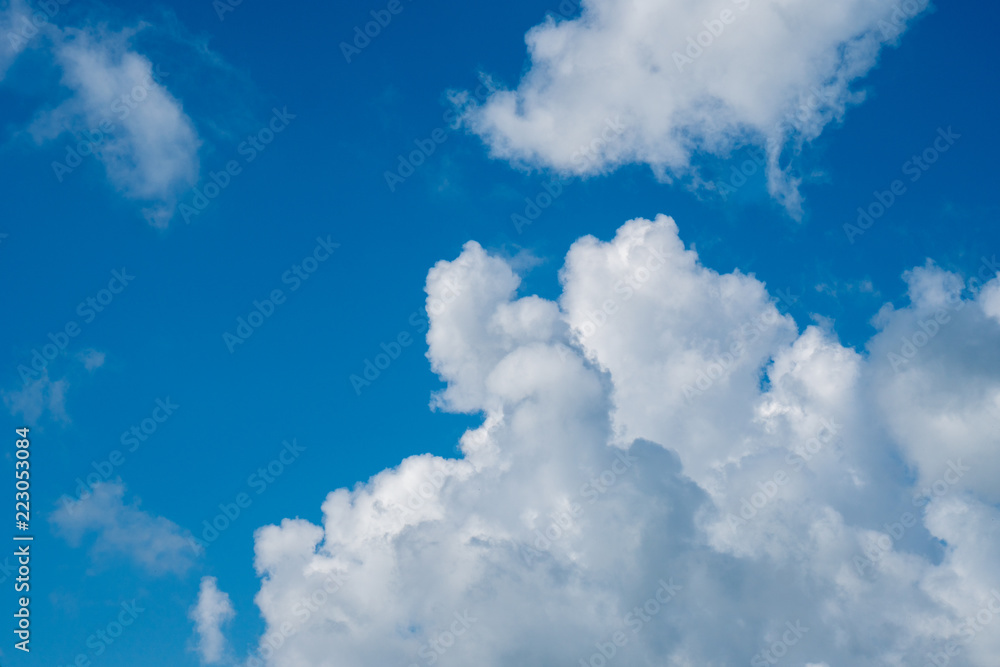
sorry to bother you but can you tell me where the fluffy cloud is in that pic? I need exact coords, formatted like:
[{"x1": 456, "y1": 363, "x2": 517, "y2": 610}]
[
  {"x1": 457, "y1": 0, "x2": 930, "y2": 216},
  {"x1": 190, "y1": 576, "x2": 236, "y2": 665},
  {"x1": 51, "y1": 481, "x2": 201, "y2": 576},
  {"x1": 238, "y1": 216, "x2": 1000, "y2": 666}
]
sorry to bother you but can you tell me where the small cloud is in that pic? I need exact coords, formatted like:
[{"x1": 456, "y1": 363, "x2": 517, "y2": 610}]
[
  {"x1": 3, "y1": 370, "x2": 69, "y2": 425},
  {"x1": 51, "y1": 482, "x2": 201, "y2": 576},
  {"x1": 814, "y1": 278, "x2": 881, "y2": 299},
  {"x1": 189, "y1": 576, "x2": 235, "y2": 665},
  {"x1": 77, "y1": 348, "x2": 106, "y2": 371}
]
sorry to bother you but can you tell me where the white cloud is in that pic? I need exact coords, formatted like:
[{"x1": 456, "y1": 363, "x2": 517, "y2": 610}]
[
  {"x1": 866, "y1": 259, "x2": 1000, "y2": 503},
  {"x1": 3, "y1": 346, "x2": 109, "y2": 424},
  {"x1": 458, "y1": 0, "x2": 929, "y2": 216},
  {"x1": 3, "y1": 369, "x2": 68, "y2": 424},
  {"x1": 236, "y1": 215, "x2": 1000, "y2": 666},
  {"x1": 28, "y1": 24, "x2": 200, "y2": 225},
  {"x1": 77, "y1": 348, "x2": 106, "y2": 371},
  {"x1": 0, "y1": 4, "x2": 203, "y2": 225},
  {"x1": 51, "y1": 481, "x2": 201, "y2": 576},
  {"x1": 190, "y1": 576, "x2": 235, "y2": 665}
]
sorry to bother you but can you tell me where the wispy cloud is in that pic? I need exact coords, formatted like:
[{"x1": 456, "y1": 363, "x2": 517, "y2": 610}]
[
  {"x1": 3, "y1": 369, "x2": 68, "y2": 424},
  {"x1": 189, "y1": 576, "x2": 235, "y2": 665},
  {"x1": 29, "y1": 24, "x2": 201, "y2": 225},
  {"x1": 51, "y1": 481, "x2": 202, "y2": 576}
]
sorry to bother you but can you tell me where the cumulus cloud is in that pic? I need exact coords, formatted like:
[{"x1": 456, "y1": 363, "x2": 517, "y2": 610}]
[
  {"x1": 190, "y1": 576, "x2": 235, "y2": 665},
  {"x1": 457, "y1": 0, "x2": 930, "y2": 216},
  {"x1": 51, "y1": 481, "x2": 201, "y2": 576},
  {"x1": 234, "y1": 215, "x2": 1000, "y2": 666}
]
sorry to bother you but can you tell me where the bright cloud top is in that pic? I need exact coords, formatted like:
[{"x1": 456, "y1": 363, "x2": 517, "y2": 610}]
[
  {"x1": 235, "y1": 215, "x2": 1000, "y2": 666},
  {"x1": 458, "y1": 0, "x2": 930, "y2": 216}
]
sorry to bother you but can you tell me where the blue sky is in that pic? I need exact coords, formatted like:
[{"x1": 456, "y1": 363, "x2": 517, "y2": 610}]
[{"x1": 1, "y1": 0, "x2": 999, "y2": 665}]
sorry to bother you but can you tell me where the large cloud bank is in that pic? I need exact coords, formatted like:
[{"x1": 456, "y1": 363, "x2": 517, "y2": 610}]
[
  {"x1": 239, "y1": 216, "x2": 1000, "y2": 666},
  {"x1": 458, "y1": 0, "x2": 931, "y2": 216}
]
